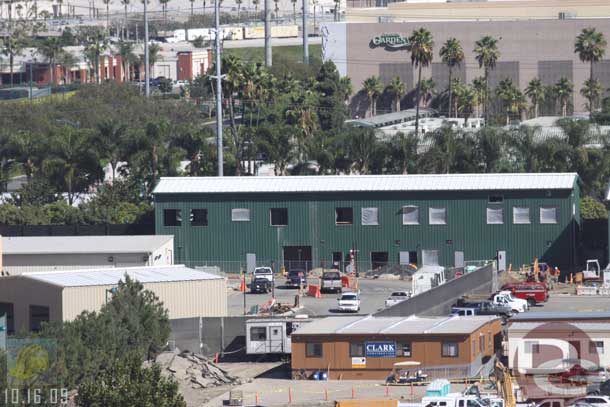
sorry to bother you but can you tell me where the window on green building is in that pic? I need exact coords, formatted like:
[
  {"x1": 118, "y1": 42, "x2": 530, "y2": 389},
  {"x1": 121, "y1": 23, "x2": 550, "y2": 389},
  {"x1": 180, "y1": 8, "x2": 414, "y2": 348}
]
[
  {"x1": 486, "y1": 207, "x2": 503, "y2": 224},
  {"x1": 163, "y1": 209, "x2": 182, "y2": 227},
  {"x1": 402, "y1": 206, "x2": 419, "y2": 225},
  {"x1": 361, "y1": 207, "x2": 379, "y2": 225},
  {"x1": 336, "y1": 207, "x2": 353, "y2": 225},
  {"x1": 540, "y1": 207, "x2": 558, "y2": 224},
  {"x1": 513, "y1": 207, "x2": 530, "y2": 224},
  {"x1": 232, "y1": 208, "x2": 251, "y2": 222},
  {"x1": 429, "y1": 207, "x2": 447, "y2": 225},
  {"x1": 190, "y1": 209, "x2": 208, "y2": 226},
  {"x1": 270, "y1": 208, "x2": 288, "y2": 226}
]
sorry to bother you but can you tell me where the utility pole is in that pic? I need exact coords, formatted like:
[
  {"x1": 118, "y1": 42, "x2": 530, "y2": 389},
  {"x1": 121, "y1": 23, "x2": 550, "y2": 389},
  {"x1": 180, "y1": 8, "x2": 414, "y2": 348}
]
[
  {"x1": 214, "y1": 0, "x2": 224, "y2": 175},
  {"x1": 302, "y1": 0, "x2": 308, "y2": 64},
  {"x1": 144, "y1": 0, "x2": 150, "y2": 97},
  {"x1": 264, "y1": 0, "x2": 271, "y2": 66}
]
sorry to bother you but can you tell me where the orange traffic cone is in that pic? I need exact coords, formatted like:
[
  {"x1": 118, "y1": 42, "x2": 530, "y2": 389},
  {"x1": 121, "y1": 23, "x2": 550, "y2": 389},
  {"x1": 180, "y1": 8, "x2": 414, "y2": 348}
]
[{"x1": 240, "y1": 278, "x2": 246, "y2": 292}]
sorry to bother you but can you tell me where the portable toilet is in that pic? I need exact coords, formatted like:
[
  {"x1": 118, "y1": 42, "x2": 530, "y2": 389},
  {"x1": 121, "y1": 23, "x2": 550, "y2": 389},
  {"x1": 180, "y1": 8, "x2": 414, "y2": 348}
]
[{"x1": 426, "y1": 379, "x2": 451, "y2": 397}]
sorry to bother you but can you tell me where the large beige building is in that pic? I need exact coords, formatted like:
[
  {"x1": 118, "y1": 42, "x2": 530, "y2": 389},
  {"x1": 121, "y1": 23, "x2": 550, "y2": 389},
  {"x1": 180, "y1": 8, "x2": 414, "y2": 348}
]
[
  {"x1": 1, "y1": 235, "x2": 174, "y2": 275},
  {"x1": 0, "y1": 265, "x2": 227, "y2": 333}
]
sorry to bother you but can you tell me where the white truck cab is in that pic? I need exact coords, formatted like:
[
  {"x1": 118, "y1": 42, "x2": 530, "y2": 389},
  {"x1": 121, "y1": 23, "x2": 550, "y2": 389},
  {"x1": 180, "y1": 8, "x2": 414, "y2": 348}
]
[
  {"x1": 492, "y1": 290, "x2": 528, "y2": 313},
  {"x1": 421, "y1": 394, "x2": 497, "y2": 407},
  {"x1": 253, "y1": 267, "x2": 274, "y2": 282}
]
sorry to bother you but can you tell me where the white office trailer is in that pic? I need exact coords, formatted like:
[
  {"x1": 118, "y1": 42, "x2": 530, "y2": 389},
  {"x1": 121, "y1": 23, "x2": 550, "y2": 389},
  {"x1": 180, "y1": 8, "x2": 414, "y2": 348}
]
[
  {"x1": 1, "y1": 235, "x2": 174, "y2": 275},
  {"x1": 246, "y1": 317, "x2": 312, "y2": 354}
]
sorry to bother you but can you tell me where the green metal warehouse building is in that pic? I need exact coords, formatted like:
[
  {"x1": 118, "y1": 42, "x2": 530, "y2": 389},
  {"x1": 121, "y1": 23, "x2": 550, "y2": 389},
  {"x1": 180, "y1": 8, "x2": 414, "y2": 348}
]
[{"x1": 153, "y1": 173, "x2": 581, "y2": 273}]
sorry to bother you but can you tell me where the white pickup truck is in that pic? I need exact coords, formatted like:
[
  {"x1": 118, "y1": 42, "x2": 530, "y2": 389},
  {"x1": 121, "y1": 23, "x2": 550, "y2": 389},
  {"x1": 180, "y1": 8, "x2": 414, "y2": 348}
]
[
  {"x1": 492, "y1": 290, "x2": 528, "y2": 313},
  {"x1": 252, "y1": 267, "x2": 274, "y2": 282},
  {"x1": 385, "y1": 291, "x2": 412, "y2": 308}
]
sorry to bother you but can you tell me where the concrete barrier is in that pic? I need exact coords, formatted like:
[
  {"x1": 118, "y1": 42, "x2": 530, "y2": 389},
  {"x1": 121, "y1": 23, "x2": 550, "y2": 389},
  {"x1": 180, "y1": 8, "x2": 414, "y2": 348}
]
[{"x1": 374, "y1": 264, "x2": 495, "y2": 317}]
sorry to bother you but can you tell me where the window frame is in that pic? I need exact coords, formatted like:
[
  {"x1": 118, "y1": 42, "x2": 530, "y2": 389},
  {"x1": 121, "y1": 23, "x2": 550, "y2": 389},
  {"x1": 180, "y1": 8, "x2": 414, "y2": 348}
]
[
  {"x1": 190, "y1": 208, "x2": 208, "y2": 226},
  {"x1": 350, "y1": 342, "x2": 365, "y2": 357},
  {"x1": 270, "y1": 208, "x2": 288, "y2": 226},
  {"x1": 486, "y1": 207, "x2": 504, "y2": 225},
  {"x1": 335, "y1": 207, "x2": 354, "y2": 225},
  {"x1": 590, "y1": 340, "x2": 605, "y2": 354},
  {"x1": 361, "y1": 207, "x2": 379, "y2": 226},
  {"x1": 402, "y1": 205, "x2": 420, "y2": 225},
  {"x1": 428, "y1": 207, "x2": 447, "y2": 225},
  {"x1": 540, "y1": 206, "x2": 559, "y2": 224},
  {"x1": 232, "y1": 208, "x2": 251, "y2": 222},
  {"x1": 250, "y1": 326, "x2": 267, "y2": 341},
  {"x1": 513, "y1": 206, "x2": 531, "y2": 224},
  {"x1": 306, "y1": 342, "x2": 323, "y2": 358},
  {"x1": 399, "y1": 342, "x2": 412, "y2": 357},
  {"x1": 441, "y1": 341, "x2": 459, "y2": 358},
  {"x1": 163, "y1": 209, "x2": 182, "y2": 227}
]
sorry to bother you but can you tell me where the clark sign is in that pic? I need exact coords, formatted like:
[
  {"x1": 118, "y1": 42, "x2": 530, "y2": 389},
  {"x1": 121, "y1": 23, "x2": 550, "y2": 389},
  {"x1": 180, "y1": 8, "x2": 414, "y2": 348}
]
[
  {"x1": 365, "y1": 342, "x2": 396, "y2": 357},
  {"x1": 371, "y1": 34, "x2": 410, "y2": 50}
]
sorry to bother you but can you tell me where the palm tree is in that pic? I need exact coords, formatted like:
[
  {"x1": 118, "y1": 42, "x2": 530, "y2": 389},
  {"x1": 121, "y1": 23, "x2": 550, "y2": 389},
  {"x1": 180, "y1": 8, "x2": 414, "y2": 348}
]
[
  {"x1": 202, "y1": 0, "x2": 206, "y2": 15},
  {"x1": 121, "y1": 0, "x2": 130, "y2": 39},
  {"x1": 385, "y1": 76, "x2": 406, "y2": 112},
  {"x1": 37, "y1": 37, "x2": 64, "y2": 86},
  {"x1": 1, "y1": 30, "x2": 26, "y2": 87},
  {"x1": 94, "y1": 119, "x2": 129, "y2": 181},
  {"x1": 144, "y1": 42, "x2": 161, "y2": 78},
  {"x1": 408, "y1": 28, "x2": 434, "y2": 135},
  {"x1": 457, "y1": 86, "x2": 478, "y2": 126},
  {"x1": 159, "y1": 0, "x2": 170, "y2": 23},
  {"x1": 439, "y1": 38, "x2": 464, "y2": 118},
  {"x1": 116, "y1": 39, "x2": 136, "y2": 81},
  {"x1": 235, "y1": 0, "x2": 242, "y2": 21},
  {"x1": 496, "y1": 78, "x2": 526, "y2": 125},
  {"x1": 252, "y1": 0, "x2": 259, "y2": 14},
  {"x1": 189, "y1": 0, "x2": 194, "y2": 15},
  {"x1": 389, "y1": 132, "x2": 418, "y2": 174},
  {"x1": 471, "y1": 76, "x2": 486, "y2": 118},
  {"x1": 474, "y1": 35, "x2": 500, "y2": 123},
  {"x1": 291, "y1": 0, "x2": 297, "y2": 22},
  {"x1": 575, "y1": 27, "x2": 607, "y2": 116},
  {"x1": 419, "y1": 78, "x2": 435, "y2": 107},
  {"x1": 84, "y1": 30, "x2": 109, "y2": 84},
  {"x1": 554, "y1": 77, "x2": 573, "y2": 117},
  {"x1": 273, "y1": 0, "x2": 279, "y2": 18},
  {"x1": 57, "y1": 50, "x2": 77, "y2": 84},
  {"x1": 362, "y1": 76, "x2": 382, "y2": 117},
  {"x1": 450, "y1": 78, "x2": 465, "y2": 118},
  {"x1": 525, "y1": 78, "x2": 546, "y2": 118},
  {"x1": 580, "y1": 79, "x2": 603, "y2": 112},
  {"x1": 339, "y1": 76, "x2": 352, "y2": 104},
  {"x1": 102, "y1": 0, "x2": 111, "y2": 33},
  {"x1": 333, "y1": 0, "x2": 339, "y2": 21}
]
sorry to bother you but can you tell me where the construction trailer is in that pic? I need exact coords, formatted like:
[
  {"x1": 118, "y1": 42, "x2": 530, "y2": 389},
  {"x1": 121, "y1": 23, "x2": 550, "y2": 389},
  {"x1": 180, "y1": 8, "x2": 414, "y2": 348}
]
[{"x1": 246, "y1": 316, "x2": 312, "y2": 354}]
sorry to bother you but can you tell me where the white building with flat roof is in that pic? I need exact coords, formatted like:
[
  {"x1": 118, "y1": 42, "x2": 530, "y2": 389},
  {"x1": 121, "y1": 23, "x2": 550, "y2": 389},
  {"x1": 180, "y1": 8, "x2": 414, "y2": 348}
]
[{"x1": 1, "y1": 235, "x2": 174, "y2": 275}]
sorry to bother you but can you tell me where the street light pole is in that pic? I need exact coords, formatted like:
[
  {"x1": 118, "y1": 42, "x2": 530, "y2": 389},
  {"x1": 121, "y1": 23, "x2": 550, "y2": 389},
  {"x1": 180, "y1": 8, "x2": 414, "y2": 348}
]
[
  {"x1": 144, "y1": 0, "x2": 150, "y2": 97},
  {"x1": 302, "y1": 0, "x2": 309, "y2": 64}
]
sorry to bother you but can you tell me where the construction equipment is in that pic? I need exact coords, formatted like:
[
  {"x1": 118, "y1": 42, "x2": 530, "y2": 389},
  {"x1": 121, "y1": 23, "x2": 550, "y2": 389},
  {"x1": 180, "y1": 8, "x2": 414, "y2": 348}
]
[
  {"x1": 491, "y1": 361, "x2": 515, "y2": 407},
  {"x1": 582, "y1": 259, "x2": 602, "y2": 283}
]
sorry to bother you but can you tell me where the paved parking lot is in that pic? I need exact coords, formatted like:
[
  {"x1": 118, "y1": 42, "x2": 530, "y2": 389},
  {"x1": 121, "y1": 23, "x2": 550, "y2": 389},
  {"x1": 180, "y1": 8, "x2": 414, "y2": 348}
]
[
  {"x1": 527, "y1": 293, "x2": 610, "y2": 313},
  {"x1": 227, "y1": 277, "x2": 412, "y2": 316}
]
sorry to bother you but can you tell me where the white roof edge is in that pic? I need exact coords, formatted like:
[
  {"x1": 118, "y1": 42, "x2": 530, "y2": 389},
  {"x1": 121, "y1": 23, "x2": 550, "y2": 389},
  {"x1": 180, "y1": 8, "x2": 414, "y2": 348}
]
[{"x1": 24, "y1": 264, "x2": 187, "y2": 276}]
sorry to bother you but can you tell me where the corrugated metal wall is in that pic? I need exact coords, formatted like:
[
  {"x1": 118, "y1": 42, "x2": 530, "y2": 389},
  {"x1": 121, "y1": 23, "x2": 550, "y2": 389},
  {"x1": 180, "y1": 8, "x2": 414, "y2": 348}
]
[
  {"x1": 62, "y1": 278, "x2": 228, "y2": 320},
  {"x1": 155, "y1": 186, "x2": 580, "y2": 272}
]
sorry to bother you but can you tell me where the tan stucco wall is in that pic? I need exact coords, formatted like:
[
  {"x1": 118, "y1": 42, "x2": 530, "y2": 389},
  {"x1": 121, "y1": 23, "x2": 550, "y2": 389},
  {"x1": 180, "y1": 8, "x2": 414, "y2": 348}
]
[
  {"x1": 0, "y1": 277, "x2": 62, "y2": 332},
  {"x1": 347, "y1": 0, "x2": 610, "y2": 23}
]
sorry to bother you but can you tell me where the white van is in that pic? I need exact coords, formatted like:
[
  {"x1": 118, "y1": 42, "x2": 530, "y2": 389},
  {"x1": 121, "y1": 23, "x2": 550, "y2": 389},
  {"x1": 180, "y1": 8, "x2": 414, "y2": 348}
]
[{"x1": 253, "y1": 266, "x2": 274, "y2": 282}]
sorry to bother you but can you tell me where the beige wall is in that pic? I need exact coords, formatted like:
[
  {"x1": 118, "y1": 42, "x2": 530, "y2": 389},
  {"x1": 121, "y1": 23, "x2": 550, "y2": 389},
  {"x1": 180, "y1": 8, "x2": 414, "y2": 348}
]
[
  {"x1": 62, "y1": 278, "x2": 228, "y2": 321},
  {"x1": 3, "y1": 252, "x2": 152, "y2": 275},
  {"x1": 336, "y1": 18, "x2": 610, "y2": 112},
  {"x1": 0, "y1": 277, "x2": 63, "y2": 332},
  {"x1": 347, "y1": 0, "x2": 610, "y2": 22}
]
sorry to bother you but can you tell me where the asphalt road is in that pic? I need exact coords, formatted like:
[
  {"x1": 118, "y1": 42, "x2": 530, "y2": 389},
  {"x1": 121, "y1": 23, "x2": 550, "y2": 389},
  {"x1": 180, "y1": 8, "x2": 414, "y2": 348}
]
[
  {"x1": 527, "y1": 293, "x2": 610, "y2": 313},
  {"x1": 227, "y1": 277, "x2": 412, "y2": 316}
]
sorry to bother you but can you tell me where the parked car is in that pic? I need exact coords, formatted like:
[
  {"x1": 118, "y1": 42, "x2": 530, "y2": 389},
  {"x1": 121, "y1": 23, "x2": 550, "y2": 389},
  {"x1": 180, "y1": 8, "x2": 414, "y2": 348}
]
[
  {"x1": 588, "y1": 378, "x2": 610, "y2": 395},
  {"x1": 337, "y1": 291, "x2": 360, "y2": 312},
  {"x1": 285, "y1": 270, "x2": 307, "y2": 288},
  {"x1": 572, "y1": 396, "x2": 610, "y2": 407},
  {"x1": 321, "y1": 271, "x2": 342, "y2": 293},
  {"x1": 501, "y1": 281, "x2": 548, "y2": 306},
  {"x1": 250, "y1": 277, "x2": 272, "y2": 294},
  {"x1": 385, "y1": 291, "x2": 411, "y2": 308},
  {"x1": 253, "y1": 267, "x2": 274, "y2": 282},
  {"x1": 453, "y1": 300, "x2": 514, "y2": 317}
]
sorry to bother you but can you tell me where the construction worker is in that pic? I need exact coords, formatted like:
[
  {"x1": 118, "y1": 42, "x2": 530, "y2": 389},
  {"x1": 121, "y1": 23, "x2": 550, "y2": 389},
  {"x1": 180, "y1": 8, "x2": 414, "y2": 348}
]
[{"x1": 553, "y1": 266, "x2": 560, "y2": 288}]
